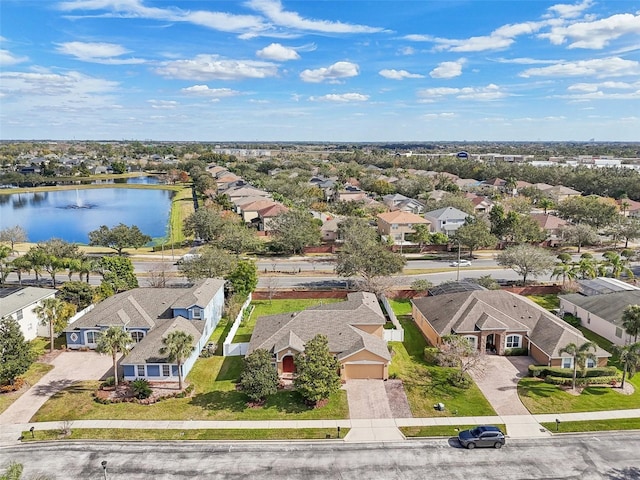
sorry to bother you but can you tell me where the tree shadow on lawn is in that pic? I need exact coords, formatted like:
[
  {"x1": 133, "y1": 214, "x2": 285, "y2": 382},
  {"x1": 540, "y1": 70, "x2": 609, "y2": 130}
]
[{"x1": 214, "y1": 357, "x2": 243, "y2": 382}]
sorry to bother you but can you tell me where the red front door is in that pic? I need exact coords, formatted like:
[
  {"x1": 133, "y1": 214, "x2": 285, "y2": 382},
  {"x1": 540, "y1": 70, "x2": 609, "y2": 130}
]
[{"x1": 282, "y1": 355, "x2": 295, "y2": 373}]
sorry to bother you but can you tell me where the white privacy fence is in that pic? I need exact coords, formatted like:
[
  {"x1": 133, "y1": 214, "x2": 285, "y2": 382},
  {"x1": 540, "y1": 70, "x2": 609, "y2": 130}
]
[
  {"x1": 222, "y1": 293, "x2": 252, "y2": 357},
  {"x1": 378, "y1": 294, "x2": 404, "y2": 342}
]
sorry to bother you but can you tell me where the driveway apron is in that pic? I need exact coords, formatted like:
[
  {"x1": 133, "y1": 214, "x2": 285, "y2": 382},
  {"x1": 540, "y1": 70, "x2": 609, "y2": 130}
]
[{"x1": 0, "y1": 351, "x2": 114, "y2": 425}]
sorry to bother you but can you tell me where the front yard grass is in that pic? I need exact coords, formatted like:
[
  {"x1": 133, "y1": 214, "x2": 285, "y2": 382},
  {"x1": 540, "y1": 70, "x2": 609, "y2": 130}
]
[
  {"x1": 388, "y1": 319, "x2": 496, "y2": 418},
  {"x1": 388, "y1": 299, "x2": 413, "y2": 317},
  {"x1": 23, "y1": 428, "x2": 349, "y2": 442},
  {"x1": 32, "y1": 355, "x2": 348, "y2": 423},
  {"x1": 233, "y1": 298, "x2": 342, "y2": 343},
  {"x1": 540, "y1": 418, "x2": 640, "y2": 433},
  {"x1": 527, "y1": 294, "x2": 560, "y2": 310},
  {"x1": 0, "y1": 363, "x2": 53, "y2": 414}
]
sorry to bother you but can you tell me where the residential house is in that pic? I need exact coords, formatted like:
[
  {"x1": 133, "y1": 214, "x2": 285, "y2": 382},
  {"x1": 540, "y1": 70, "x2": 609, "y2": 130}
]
[
  {"x1": 617, "y1": 198, "x2": 640, "y2": 218},
  {"x1": 319, "y1": 216, "x2": 343, "y2": 242},
  {"x1": 257, "y1": 204, "x2": 289, "y2": 233},
  {"x1": 0, "y1": 286, "x2": 57, "y2": 341},
  {"x1": 332, "y1": 184, "x2": 367, "y2": 202},
  {"x1": 464, "y1": 193, "x2": 494, "y2": 214},
  {"x1": 559, "y1": 288, "x2": 640, "y2": 346},
  {"x1": 238, "y1": 199, "x2": 279, "y2": 223},
  {"x1": 545, "y1": 185, "x2": 582, "y2": 203},
  {"x1": 225, "y1": 186, "x2": 272, "y2": 203},
  {"x1": 530, "y1": 213, "x2": 568, "y2": 246},
  {"x1": 64, "y1": 279, "x2": 225, "y2": 382},
  {"x1": 247, "y1": 292, "x2": 391, "y2": 380},
  {"x1": 308, "y1": 176, "x2": 336, "y2": 201},
  {"x1": 412, "y1": 290, "x2": 610, "y2": 368},
  {"x1": 382, "y1": 194, "x2": 425, "y2": 215},
  {"x1": 456, "y1": 178, "x2": 482, "y2": 190},
  {"x1": 424, "y1": 206, "x2": 471, "y2": 235},
  {"x1": 480, "y1": 178, "x2": 507, "y2": 192},
  {"x1": 376, "y1": 210, "x2": 430, "y2": 245}
]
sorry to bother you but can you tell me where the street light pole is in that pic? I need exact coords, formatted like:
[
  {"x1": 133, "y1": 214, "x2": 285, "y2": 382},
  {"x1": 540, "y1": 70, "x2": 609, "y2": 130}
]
[
  {"x1": 101, "y1": 461, "x2": 107, "y2": 480},
  {"x1": 456, "y1": 240, "x2": 461, "y2": 282}
]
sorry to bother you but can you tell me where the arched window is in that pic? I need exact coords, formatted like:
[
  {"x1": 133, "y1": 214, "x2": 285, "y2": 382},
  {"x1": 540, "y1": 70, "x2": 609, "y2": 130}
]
[
  {"x1": 505, "y1": 334, "x2": 522, "y2": 349},
  {"x1": 86, "y1": 330, "x2": 101, "y2": 345},
  {"x1": 130, "y1": 331, "x2": 145, "y2": 343}
]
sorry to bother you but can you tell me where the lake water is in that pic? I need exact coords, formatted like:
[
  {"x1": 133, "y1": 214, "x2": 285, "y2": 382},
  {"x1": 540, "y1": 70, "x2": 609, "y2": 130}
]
[{"x1": 0, "y1": 179, "x2": 174, "y2": 244}]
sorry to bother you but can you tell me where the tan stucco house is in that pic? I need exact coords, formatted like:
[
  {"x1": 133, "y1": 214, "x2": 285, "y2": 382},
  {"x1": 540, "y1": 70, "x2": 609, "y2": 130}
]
[
  {"x1": 376, "y1": 210, "x2": 430, "y2": 245},
  {"x1": 412, "y1": 290, "x2": 610, "y2": 368},
  {"x1": 247, "y1": 292, "x2": 391, "y2": 380}
]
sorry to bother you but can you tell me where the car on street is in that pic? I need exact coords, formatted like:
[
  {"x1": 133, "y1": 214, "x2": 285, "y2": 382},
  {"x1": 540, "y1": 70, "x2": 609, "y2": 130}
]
[
  {"x1": 458, "y1": 425, "x2": 505, "y2": 449},
  {"x1": 450, "y1": 260, "x2": 472, "y2": 267}
]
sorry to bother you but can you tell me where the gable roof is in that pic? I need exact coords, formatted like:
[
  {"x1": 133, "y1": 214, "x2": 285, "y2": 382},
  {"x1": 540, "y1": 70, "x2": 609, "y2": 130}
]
[
  {"x1": 247, "y1": 291, "x2": 390, "y2": 361},
  {"x1": 424, "y1": 206, "x2": 469, "y2": 220},
  {"x1": 560, "y1": 290, "x2": 640, "y2": 328},
  {"x1": 413, "y1": 290, "x2": 609, "y2": 359},
  {"x1": 530, "y1": 213, "x2": 568, "y2": 230},
  {"x1": 377, "y1": 210, "x2": 430, "y2": 225},
  {"x1": 0, "y1": 287, "x2": 57, "y2": 316},
  {"x1": 258, "y1": 203, "x2": 289, "y2": 217}
]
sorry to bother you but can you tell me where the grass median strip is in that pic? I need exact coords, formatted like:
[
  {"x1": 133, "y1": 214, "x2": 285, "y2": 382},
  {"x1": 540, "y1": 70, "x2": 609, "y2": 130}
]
[
  {"x1": 401, "y1": 424, "x2": 506, "y2": 438},
  {"x1": 22, "y1": 428, "x2": 349, "y2": 442},
  {"x1": 540, "y1": 418, "x2": 640, "y2": 433}
]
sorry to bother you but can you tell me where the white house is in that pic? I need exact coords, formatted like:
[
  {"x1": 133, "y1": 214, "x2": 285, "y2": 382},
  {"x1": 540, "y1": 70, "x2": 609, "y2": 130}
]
[
  {"x1": 0, "y1": 286, "x2": 57, "y2": 340},
  {"x1": 424, "y1": 206, "x2": 471, "y2": 235}
]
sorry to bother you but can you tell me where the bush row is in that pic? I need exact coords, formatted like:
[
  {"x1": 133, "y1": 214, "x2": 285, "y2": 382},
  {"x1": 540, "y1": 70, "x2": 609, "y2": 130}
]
[
  {"x1": 504, "y1": 347, "x2": 528, "y2": 356},
  {"x1": 93, "y1": 384, "x2": 195, "y2": 405},
  {"x1": 528, "y1": 365, "x2": 617, "y2": 378},
  {"x1": 544, "y1": 375, "x2": 620, "y2": 386}
]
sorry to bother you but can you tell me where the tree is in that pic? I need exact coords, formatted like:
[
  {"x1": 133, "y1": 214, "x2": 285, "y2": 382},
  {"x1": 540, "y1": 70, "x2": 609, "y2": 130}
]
[
  {"x1": 436, "y1": 335, "x2": 484, "y2": 388},
  {"x1": 58, "y1": 281, "x2": 95, "y2": 310},
  {"x1": 159, "y1": 330, "x2": 195, "y2": 391},
  {"x1": 559, "y1": 341, "x2": 597, "y2": 390},
  {"x1": 225, "y1": 260, "x2": 258, "y2": 297},
  {"x1": 88, "y1": 224, "x2": 151, "y2": 255},
  {"x1": 538, "y1": 198, "x2": 555, "y2": 214},
  {"x1": 240, "y1": 349, "x2": 279, "y2": 403},
  {"x1": 622, "y1": 305, "x2": 640, "y2": 343},
  {"x1": 551, "y1": 253, "x2": 577, "y2": 286},
  {"x1": 496, "y1": 244, "x2": 555, "y2": 285},
  {"x1": 407, "y1": 224, "x2": 432, "y2": 250},
  {"x1": 9, "y1": 256, "x2": 31, "y2": 286},
  {"x1": 510, "y1": 215, "x2": 547, "y2": 244},
  {"x1": 335, "y1": 218, "x2": 405, "y2": 293},
  {"x1": 559, "y1": 223, "x2": 598, "y2": 253},
  {"x1": 619, "y1": 218, "x2": 640, "y2": 248},
  {"x1": 293, "y1": 334, "x2": 341, "y2": 405},
  {"x1": 270, "y1": 209, "x2": 321, "y2": 255},
  {"x1": 602, "y1": 251, "x2": 634, "y2": 280},
  {"x1": 96, "y1": 326, "x2": 132, "y2": 387},
  {"x1": 178, "y1": 246, "x2": 235, "y2": 281},
  {"x1": 0, "y1": 316, "x2": 34, "y2": 387},
  {"x1": 110, "y1": 160, "x2": 127, "y2": 174},
  {"x1": 452, "y1": 219, "x2": 497, "y2": 258},
  {"x1": 574, "y1": 253, "x2": 598, "y2": 279},
  {"x1": 34, "y1": 297, "x2": 76, "y2": 353},
  {"x1": 410, "y1": 279, "x2": 433, "y2": 295},
  {"x1": 214, "y1": 222, "x2": 259, "y2": 255},
  {"x1": 183, "y1": 207, "x2": 227, "y2": 243},
  {"x1": 557, "y1": 195, "x2": 618, "y2": 229},
  {"x1": 614, "y1": 342, "x2": 640, "y2": 390},
  {"x1": 99, "y1": 256, "x2": 138, "y2": 293},
  {"x1": 0, "y1": 225, "x2": 28, "y2": 252}
]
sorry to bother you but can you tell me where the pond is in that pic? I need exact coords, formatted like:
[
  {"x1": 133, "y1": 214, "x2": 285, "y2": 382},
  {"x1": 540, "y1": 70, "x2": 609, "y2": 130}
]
[{"x1": 0, "y1": 181, "x2": 174, "y2": 244}]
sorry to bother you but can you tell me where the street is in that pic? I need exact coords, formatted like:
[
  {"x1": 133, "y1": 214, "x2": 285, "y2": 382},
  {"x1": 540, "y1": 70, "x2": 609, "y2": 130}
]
[{"x1": 1, "y1": 433, "x2": 639, "y2": 479}]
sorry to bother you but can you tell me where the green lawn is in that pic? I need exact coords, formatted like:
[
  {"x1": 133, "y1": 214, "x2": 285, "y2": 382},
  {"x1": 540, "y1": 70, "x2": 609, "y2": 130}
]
[
  {"x1": 23, "y1": 428, "x2": 349, "y2": 442},
  {"x1": 527, "y1": 295, "x2": 560, "y2": 310},
  {"x1": 401, "y1": 424, "x2": 506, "y2": 438},
  {"x1": 540, "y1": 418, "x2": 640, "y2": 433},
  {"x1": 518, "y1": 375, "x2": 640, "y2": 414},
  {"x1": 388, "y1": 299, "x2": 413, "y2": 316},
  {"x1": 33, "y1": 355, "x2": 348, "y2": 422},
  {"x1": 0, "y1": 363, "x2": 53, "y2": 414},
  {"x1": 233, "y1": 298, "x2": 342, "y2": 343},
  {"x1": 388, "y1": 319, "x2": 496, "y2": 418}
]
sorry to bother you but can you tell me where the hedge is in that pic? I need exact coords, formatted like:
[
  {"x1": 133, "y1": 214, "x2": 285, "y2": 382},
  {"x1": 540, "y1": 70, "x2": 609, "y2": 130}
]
[
  {"x1": 504, "y1": 347, "x2": 528, "y2": 356},
  {"x1": 544, "y1": 375, "x2": 619, "y2": 386},
  {"x1": 528, "y1": 365, "x2": 617, "y2": 378}
]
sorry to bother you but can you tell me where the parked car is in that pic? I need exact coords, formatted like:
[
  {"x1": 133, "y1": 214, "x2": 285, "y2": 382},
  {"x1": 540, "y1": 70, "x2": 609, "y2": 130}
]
[
  {"x1": 458, "y1": 425, "x2": 505, "y2": 449},
  {"x1": 450, "y1": 260, "x2": 472, "y2": 267}
]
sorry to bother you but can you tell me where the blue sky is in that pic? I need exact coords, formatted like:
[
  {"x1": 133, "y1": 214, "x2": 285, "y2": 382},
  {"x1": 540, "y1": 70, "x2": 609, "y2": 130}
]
[{"x1": 1, "y1": 0, "x2": 639, "y2": 142}]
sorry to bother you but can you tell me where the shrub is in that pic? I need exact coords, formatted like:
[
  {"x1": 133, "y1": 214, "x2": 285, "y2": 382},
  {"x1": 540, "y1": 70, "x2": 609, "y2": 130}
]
[
  {"x1": 528, "y1": 365, "x2": 545, "y2": 378},
  {"x1": 504, "y1": 347, "x2": 528, "y2": 356},
  {"x1": 562, "y1": 314, "x2": 581, "y2": 328},
  {"x1": 545, "y1": 375, "x2": 619, "y2": 386},
  {"x1": 534, "y1": 366, "x2": 618, "y2": 379},
  {"x1": 0, "y1": 377, "x2": 25, "y2": 393},
  {"x1": 101, "y1": 376, "x2": 115, "y2": 388},
  {"x1": 423, "y1": 347, "x2": 439, "y2": 364},
  {"x1": 131, "y1": 378, "x2": 152, "y2": 399}
]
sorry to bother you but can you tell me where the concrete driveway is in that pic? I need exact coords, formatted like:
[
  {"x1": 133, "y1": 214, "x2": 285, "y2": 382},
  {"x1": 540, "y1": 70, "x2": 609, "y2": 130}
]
[
  {"x1": 0, "y1": 351, "x2": 114, "y2": 425},
  {"x1": 345, "y1": 380, "x2": 392, "y2": 419},
  {"x1": 468, "y1": 355, "x2": 532, "y2": 416}
]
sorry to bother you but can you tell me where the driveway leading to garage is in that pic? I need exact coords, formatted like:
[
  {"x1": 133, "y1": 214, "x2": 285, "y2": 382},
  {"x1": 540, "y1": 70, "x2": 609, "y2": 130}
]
[
  {"x1": 0, "y1": 351, "x2": 114, "y2": 425},
  {"x1": 468, "y1": 355, "x2": 532, "y2": 416},
  {"x1": 345, "y1": 380, "x2": 393, "y2": 419}
]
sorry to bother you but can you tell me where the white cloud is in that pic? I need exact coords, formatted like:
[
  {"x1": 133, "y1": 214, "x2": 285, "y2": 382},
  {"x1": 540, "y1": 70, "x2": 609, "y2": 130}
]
[
  {"x1": 0, "y1": 49, "x2": 28, "y2": 66},
  {"x1": 0, "y1": 70, "x2": 118, "y2": 97},
  {"x1": 246, "y1": 0, "x2": 385, "y2": 34},
  {"x1": 418, "y1": 84, "x2": 507, "y2": 101},
  {"x1": 430, "y1": 59, "x2": 465, "y2": 79},
  {"x1": 539, "y1": 13, "x2": 640, "y2": 49},
  {"x1": 379, "y1": 69, "x2": 424, "y2": 80},
  {"x1": 310, "y1": 93, "x2": 369, "y2": 102},
  {"x1": 55, "y1": 41, "x2": 145, "y2": 64},
  {"x1": 181, "y1": 85, "x2": 241, "y2": 97},
  {"x1": 256, "y1": 43, "x2": 300, "y2": 61},
  {"x1": 492, "y1": 57, "x2": 561, "y2": 65},
  {"x1": 300, "y1": 61, "x2": 359, "y2": 83},
  {"x1": 399, "y1": 46, "x2": 416, "y2": 56},
  {"x1": 546, "y1": 0, "x2": 593, "y2": 19},
  {"x1": 423, "y1": 112, "x2": 456, "y2": 119},
  {"x1": 520, "y1": 57, "x2": 640, "y2": 79},
  {"x1": 148, "y1": 99, "x2": 178, "y2": 109},
  {"x1": 156, "y1": 55, "x2": 278, "y2": 81}
]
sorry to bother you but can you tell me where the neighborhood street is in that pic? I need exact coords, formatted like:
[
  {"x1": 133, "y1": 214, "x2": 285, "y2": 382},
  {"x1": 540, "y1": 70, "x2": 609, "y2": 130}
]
[{"x1": 1, "y1": 434, "x2": 639, "y2": 479}]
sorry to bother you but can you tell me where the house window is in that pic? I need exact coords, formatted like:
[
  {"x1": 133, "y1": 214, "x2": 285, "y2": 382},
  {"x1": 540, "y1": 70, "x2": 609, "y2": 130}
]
[
  {"x1": 16, "y1": 309, "x2": 23, "y2": 320},
  {"x1": 391, "y1": 223, "x2": 398, "y2": 229},
  {"x1": 192, "y1": 308, "x2": 202, "y2": 319},
  {"x1": 615, "y1": 327, "x2": 623, "y2": 338},
  {"x1": 86, "y1": 330, "x2": 100, "y2": 344},
  {"x1": 130, "y1": 331, "x2": 145, "y2": 343},
  {"x1": 586, "y1": 358, "x2": 596, "y2": 368},
  {"x1": 464, "y1": 335, "x2": 477, "y2": 349},
  {"x1": 162, "y1": 365, "x2": 171, "y2": 377},
  {"x1": 505, "y1": 334, "x2": 522, "y2": 349},
  {"x1": 562, "y1": 357, "x2": 573, "y2": 369},
  {"x1": 137, "y1": 365, "x2": 145, "y2": 377}
]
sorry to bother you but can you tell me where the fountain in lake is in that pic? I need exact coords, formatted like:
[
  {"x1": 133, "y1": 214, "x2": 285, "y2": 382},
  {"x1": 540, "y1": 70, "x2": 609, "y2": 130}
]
[{"x1": 64, "y1": 189, "x2": 94, "y2": 209}]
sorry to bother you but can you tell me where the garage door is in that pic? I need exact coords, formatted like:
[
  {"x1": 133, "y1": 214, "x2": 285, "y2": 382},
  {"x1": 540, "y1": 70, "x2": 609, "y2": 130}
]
[{"x1": 344, "y1": 363, "x2": 384, "y2": 380}]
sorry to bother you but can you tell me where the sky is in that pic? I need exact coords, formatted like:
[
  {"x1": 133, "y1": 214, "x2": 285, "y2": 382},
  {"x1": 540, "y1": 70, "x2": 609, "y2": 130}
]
[{"x1": 1, "y1": 0, "x2": 639, "y2": 142}]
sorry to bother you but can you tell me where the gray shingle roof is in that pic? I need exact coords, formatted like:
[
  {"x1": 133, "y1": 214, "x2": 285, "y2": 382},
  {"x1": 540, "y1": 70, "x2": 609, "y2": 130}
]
[
  {"x1": 124, "y1": 317, "x2": 204, "y2": 364},
  {"x1": 247, "y1": 292, "x2": 390, "y2": 361},
  {"x1": 0, "y1": 287, "x2": 56, "y2": 316},
  {"x1": 413, "y1": 290, "x2": 609, "y2": 359},
  {"x1": 560, "y1": 290, "x2": 640, "y2": 327}
]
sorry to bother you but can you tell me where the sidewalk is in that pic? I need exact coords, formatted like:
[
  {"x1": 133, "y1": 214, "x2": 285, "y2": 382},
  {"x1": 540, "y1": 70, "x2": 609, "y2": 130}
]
[{"x1": 3, "y1": 410, "x2": 639, "y2": 446}]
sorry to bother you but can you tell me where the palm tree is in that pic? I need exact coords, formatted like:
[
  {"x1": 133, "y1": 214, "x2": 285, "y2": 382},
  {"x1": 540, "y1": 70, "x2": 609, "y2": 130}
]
[
  {"x1": 34, "y1": 297, "x2": 77, "y2": 352},
  {"x1": 614, "y1": 342, "x2": 640, "y2": 389},
  {"x1": 10, "y1": 256, "x2": 31, "y2": 286},
  {"x1": 551, "y1": 253, "x2": 576, "y2": 286},
  {"x1": 96, "y1": 326, "x2": 132, "y2": 387},
  {"x1": 538, "y1": 198, "x2": 555, "y2": 214},
  {"x1": 159, "y1": 330, "x2": 195, "y2": 390},
  {"x1": 622, "y1": 304, "x2": 640, "y2": 342},
  {"x1": 575, "y1": 254, "x2": 598, "y2": 279},
  {"x1": 602, "y1": 251, "x2": 634, "y2": 280},
  {"x1": 559, "y1": 341, "x2": 597, "y2": 390},
  {"x1": 79, "y1": 258, "x2": 99, "y2": 283}
]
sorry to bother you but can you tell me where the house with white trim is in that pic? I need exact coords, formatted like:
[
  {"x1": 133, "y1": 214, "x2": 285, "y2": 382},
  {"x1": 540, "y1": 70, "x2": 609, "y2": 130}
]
[
  {"x1": 64, "y1": 279, "x2": 225, "y2": 382},
  {"x1": 0, "y1": 286, "x2": 57, "y2": 341}
]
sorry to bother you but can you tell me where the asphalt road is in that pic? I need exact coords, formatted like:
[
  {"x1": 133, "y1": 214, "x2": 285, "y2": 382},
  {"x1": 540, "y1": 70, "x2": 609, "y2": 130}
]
[{"x1": 1, "y1": 433, "x2": 639, "y2": 479}]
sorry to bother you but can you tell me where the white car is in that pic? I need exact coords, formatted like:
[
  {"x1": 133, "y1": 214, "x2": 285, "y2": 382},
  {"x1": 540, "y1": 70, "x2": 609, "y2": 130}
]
[{"x1": 450, "y1": 260, "x2": 472, "y2": 267}]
